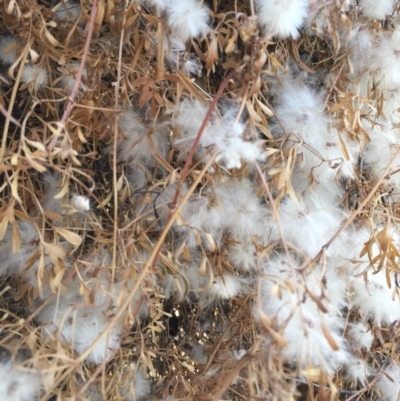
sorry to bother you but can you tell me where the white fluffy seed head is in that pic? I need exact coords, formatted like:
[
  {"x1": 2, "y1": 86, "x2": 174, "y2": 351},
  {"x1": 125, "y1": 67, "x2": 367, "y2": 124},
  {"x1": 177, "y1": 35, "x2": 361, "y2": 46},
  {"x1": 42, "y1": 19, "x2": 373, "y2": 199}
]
[
  {"x1": 0, "y1": 221, "x2": 40, "y2": 277},
  {"x1": 176, "y1": 190, "x2": 225, "y2": 250},
  {"x1": 264, "y1": 195, "x2": 344, "y2": 258},
  {"x1": 113, "y1": 110, "x2": 170, "y2": 166},
  {"x1": 71, "y1": 194, "x2": 90, "y2": 212},
  {"x1": 208, "y1": 275, "x2": 244, "y2": 300},
  {"x1": 351, "y1": 267, "x2": 400, "y2": 327},
  {"x1": 73, "y1": 313, "x2": 122, "y2": 364},
  {"x1": 0, "y1": 360, "x2": 41, "y2": 401},
  {"x1": 346, "y1": 24, "x2": 375, "y2": 79},
  {"x1": 198, "y1": 273, "x2": 250, "y2": 307},
  {"x1": 359, "y1": 0, "x2": 395, "y2": 20},
  {"x1": 370, "y1": 31, "x2": 400, "y2": 90},
  {"x1": 270, "y1": 75, "x2": 357, "y2": 187},
  {"x1": 256, "y1": 253, "x2": 349, "y2": 374},
  {"x1": 140, "y1": 0, "x2": 169, "y2": 11},
  {"x1": 344, "y1": 357, "x2": 374, "y2": 386},
  {"x1": 269, "y1": 74, "x2": 357, "y2": 190},
  {"x1": 21, "y1": 64, "x2": 49, "y2": 90},
  {"x1": 0, "y1": 35, "x2": 18, "y2": 65},
  {"x1": 374, "y1": 363, "x2": 400, "y2": 401},
  {"x1": 119, "y1": 365, "x2": 151, "y2": 400},
  {"x1": 270, "y1": 75, "x2": 330, "y2": 143},
  {"x1": 59, "y1": 62, "x2": 87, "y2": 95},
  {"x1": 228, "y1": 241, "x2": 258, "y2": 272},
  {"x1": 347, "y1": 322, "x2": 374, "y2": 352},
  {"x1": 348, "y1": 227, "x2": 400, "y2": 327},
  {"x1": 255, "y1": 0, "x2": 310, "y2": 39},
  {"x1": 165, "y1": 0, "x2": 210, "y2": 42},
  {"x1": 364, "y1": 119, "x2": 400, "y2": 186},
  {"x1": 174, "y1": 99, "x2": 264, "y2": 169},
  {"x1": 215, "y1": 178, "x2": 266, "y2": 241}
]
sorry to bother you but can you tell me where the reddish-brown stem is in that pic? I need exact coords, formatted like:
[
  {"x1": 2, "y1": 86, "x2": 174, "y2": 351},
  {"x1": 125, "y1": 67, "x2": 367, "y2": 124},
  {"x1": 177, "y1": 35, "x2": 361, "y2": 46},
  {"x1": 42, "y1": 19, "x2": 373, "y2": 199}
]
[
  {"x1": 151, "y1": 68, "x2": 236, "y2": 267},
  {"x1": 169, "y1": 68, "x2": 236, "y2": 213},
  {"x1": 47, "y1": 0, "x2": 98, "y2": 152},
  {"x1": 173, "y1": 68, "x2": 236, "y2": 205}
]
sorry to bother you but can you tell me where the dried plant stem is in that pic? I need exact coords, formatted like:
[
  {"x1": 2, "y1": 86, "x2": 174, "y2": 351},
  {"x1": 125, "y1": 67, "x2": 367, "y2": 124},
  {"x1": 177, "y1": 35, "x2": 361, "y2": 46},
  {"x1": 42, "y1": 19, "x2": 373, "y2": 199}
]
[
  {"x1": 323, "y1": 62, "x2": 345, "y2": 110},
  {"x1": 49, "y1": 164, "x2": 114, "y2": 222},
  {"x1": 170, "y1": 68, "x2": 236, "y2": 210},
  {"x1": 150, "y1": 68, "x2": 236, "y2": 269},
  {"x1": 47, "y1": 0, "x2": 98, "y2": 152},
  {"x1": 214, "y1": 338, "x2": 263, "y2": 400},
  {"x1": 255, "y1": 161, "x2": 293, "y2": 267},
  {"x1": 0, "y1": 103, "x2": 21, "y2": 128},
  {"x1": 77, "y1": 347, "x2": 118, "y2": 397},
  {"x1": 111, "y1": 2, "x2": 127, "y2": 281},
  {"x1": 249, "y1": 0, "x2": 255, "y2": 16},
  {"x1": 312, "y1": 147, "x2": 400, "y2": 265},
  {"x1": 0, "y1": 44, "x2": 29, "y2": 163},
  {"x1": 76, "y1": 151, "x2": 218, "y2": 362}
]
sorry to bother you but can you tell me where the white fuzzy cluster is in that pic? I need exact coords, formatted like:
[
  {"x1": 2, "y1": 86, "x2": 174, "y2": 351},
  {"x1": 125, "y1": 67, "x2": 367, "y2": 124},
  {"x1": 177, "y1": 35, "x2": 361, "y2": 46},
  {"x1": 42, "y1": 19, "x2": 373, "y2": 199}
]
[
  {"x1": 344, "y1": 25, "x2": 400, "y2": 202},
  {"x1": 374, "y1": 363, "x2": 400, "y2": 401},
  {"x1": 0, "y1": 221, "x2": 148, "y2": 365},
  {"x1": 21, "y1": 64, "x2": 49, "y2": 90},
  {"x1": 240, "y1": 22, "x2": 400, "y2": 378},
  {"x1": 174, "y1": 99, "x2": 265, "y2": 169},
  {"x1": 59, "y1": 62, "x2": 87, "y2": 96},
  {"x1": 347, "y1": 322, "x2": 374, "y2": 352},
  {"x1": 36, "y1": 250, "x2": 149, "y2": 364},
  {"x1": 5, "y1": 2, "x2": 400, "y2": 399},
  {"x1": 265, "y1": 196, "x2": 345, "y2": 257},
  {"x1": 269, "y1": 73, "x2": 357, "y2": 199},
  {"x1": 165, "y1": 0, "x2": 210, "y2": 42},
  {"x1": 163, "y1": 35, "x2": 203, "y2": 76},
  {"x1": 257, "y1": 254, "x2": 348, "y2": 374},
  {"x1": 255, "y1": 0, "x2": 310, "y2": 39},
  {"x1": 112, "y1": 110, "x2": 170, "y2": 167},
  {"x1": 0, "y1": 359, "x2": 41, "y2": 401},
  {"x1": 343, "y1": 357, "x2": 374, "y2": 386},
  {"x1": 142, "y1": 0, "x2": 210, "y2": 42},
  {"x1": 359, "y1": 0, "x2": 395, "y2": 20},
  {"x1": 363, "y1": 120, "x2": 400, "y2": 187},
  {"x1": 0, "y1": 35, "x2": 18, "y2": 65}
]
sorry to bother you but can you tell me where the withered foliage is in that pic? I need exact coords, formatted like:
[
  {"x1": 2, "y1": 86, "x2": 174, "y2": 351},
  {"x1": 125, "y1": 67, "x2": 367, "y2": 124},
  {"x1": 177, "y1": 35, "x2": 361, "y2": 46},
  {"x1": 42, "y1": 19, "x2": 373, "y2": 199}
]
[{"x1": 1, "y1": 0, "x2": 400, "y2": 400}]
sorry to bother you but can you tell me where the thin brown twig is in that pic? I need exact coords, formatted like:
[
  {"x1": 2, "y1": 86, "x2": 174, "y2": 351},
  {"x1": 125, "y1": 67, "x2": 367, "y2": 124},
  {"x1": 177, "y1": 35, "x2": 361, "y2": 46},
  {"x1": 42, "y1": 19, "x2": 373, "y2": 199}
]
[
  {"x1": 254, "y1": 160, "x2": 294, "y2": 268},
  {"x1": 310, "y1": 147, "x2": 400, "y2": 266},
  {"x1": 75, "y1": 151, "x2": 218, "y2": 363},
  {"x1": 170, "y1": 68, "x2": 236, "y2": 210},
  {"x1": 111, "y1": 0, "x2": 127, "y2": 282},
  {"x1": 213, "y1": 337, "x2": 263, "y2": 400},
  {"x1": 323, "y1": 62, "x2": 346, "y2": 110},
  {"x1": 249, "y1": 0, "x2": 255, "y2": 16},
  {"x1": 151, "y1": 69, "x2": 236, "y2": 268},
  {"x1": 0, "y1": 44, "x2": 29, "y2": 163},
  {"x1": 0, "y1": 103, "x2": 21, "y2": 128},
  {"x1": 47, "y1": 0, "x2": 98, "y2": 152}
]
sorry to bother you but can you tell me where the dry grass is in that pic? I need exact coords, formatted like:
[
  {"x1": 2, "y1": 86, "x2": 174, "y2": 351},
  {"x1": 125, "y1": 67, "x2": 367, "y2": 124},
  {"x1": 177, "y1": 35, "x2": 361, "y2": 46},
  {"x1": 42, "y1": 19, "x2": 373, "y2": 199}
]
[{"x1": 0, "y1": 0, "x2": 399, "y2": 400}]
